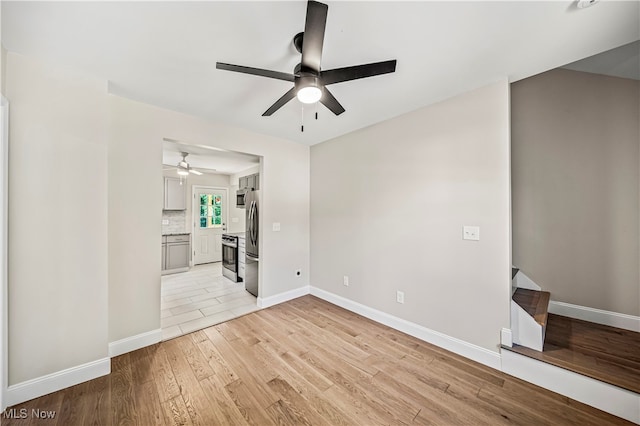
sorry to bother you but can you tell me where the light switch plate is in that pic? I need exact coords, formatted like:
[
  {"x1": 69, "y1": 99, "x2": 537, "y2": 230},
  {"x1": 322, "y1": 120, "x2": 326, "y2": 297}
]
[
  {"x1": 231, "y1": 217, "x2": 239, "y2": 223},
  {"x1": 463, "y1": 226, "x2": 480, "y2": 241},
  {"x1": 273, "y1": 222, "x2": 281, "y2": 232}
]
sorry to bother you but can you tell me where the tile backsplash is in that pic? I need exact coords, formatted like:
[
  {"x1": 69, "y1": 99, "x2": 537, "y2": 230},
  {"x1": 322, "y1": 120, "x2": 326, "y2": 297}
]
[{"x1": 162, "y1": 210, "x2": 187, "y2": 234}]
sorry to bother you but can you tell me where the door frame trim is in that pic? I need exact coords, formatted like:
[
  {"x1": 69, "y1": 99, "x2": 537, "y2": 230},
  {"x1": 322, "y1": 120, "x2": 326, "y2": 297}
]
[
  {"x1": 191, "y1": 185, "x2": 229, "y2": 266},
  {"x1": 1, "y1": 96, "x2": 9, "y2": 410}
]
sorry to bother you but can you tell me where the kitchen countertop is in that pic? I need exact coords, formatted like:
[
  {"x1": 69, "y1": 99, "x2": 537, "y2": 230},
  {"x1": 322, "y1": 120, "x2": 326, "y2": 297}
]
[
  {"x1": 162, "y1": 232, "x2": 191, "y2": 236},
  {"x1": 224, "y1": 232, "x2": 245, "y2": 239}
]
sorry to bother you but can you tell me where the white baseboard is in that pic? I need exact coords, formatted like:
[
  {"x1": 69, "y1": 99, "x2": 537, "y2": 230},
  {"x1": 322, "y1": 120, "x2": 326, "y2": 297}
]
[
  {"x1": 501, "y1": 349, "x2": 640, "y2": 424},
  {"x1": 5, "y1": 357, "x2": 110, "y2": 408},
  {"x1": 108, "y1": 328, "x2": 162, "y2": 357},
  {"x1": 309, "y1": 286, "x2": 501, "y2": 370},
  {"x1": 257, "y1": 285, "x2": 310, "y2": 309},
  {"x1": 548, "y1": 301, "x2": 640, "y2": 332}
]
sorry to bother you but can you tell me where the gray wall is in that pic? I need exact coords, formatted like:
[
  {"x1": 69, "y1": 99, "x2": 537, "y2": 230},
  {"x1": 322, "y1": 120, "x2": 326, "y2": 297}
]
[
  {"x1": 512, "y1": 68, "x2": 639, "y2": 316},
  {"x1": 311, "y1": 81, "x2": 511, "y2": 353}
]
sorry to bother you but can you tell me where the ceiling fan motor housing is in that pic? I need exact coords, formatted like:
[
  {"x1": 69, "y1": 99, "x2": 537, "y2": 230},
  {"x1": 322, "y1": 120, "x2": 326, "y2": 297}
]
[{"x1": 295, "y1": 74, "x2": 320, "y2": 91}]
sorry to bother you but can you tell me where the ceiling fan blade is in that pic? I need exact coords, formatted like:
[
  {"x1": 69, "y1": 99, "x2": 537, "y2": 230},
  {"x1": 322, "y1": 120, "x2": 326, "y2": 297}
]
[
  {"x1": 216, "y1": 62, "x2": 295, "y2": 82},
  {"x1": 262, "y1": 87, "x2": 297, "y2": 116},
  {"x1": 320, "y1": 88, "x2": 345, "y2": 116},
  {"x1": 301, "y1": 1, "x2": 328, "y2": 73},
  {"x1": 189, "y1": 169, "x2": 203, "y2": 176},
  {"x1": 321, "y1": 60, "x2": 397, "y2": 85}
]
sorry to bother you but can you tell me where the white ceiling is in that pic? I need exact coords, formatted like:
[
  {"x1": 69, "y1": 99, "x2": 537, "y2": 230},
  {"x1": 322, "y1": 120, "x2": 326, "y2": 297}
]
[
  {"x1": 3, "y1": 1, "x2": 639, "y2": 146},
  {"x1": 162, "y1": 139, "x2": 260, "y2": 174},
  {"x1": 562, "y1": 40, "x2": 640, "y2": 80}
]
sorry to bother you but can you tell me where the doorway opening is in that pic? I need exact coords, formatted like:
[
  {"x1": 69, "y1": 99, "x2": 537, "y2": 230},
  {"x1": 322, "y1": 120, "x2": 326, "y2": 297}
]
[{"x1": 160, "y1": 139, "x2": 262, "y2": 341}]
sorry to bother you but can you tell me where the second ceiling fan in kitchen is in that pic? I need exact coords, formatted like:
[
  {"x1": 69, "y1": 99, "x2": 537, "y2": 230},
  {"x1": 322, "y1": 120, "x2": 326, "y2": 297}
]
[{"x1": 216, "y1": 0, "x2": 397, "y2": 117}]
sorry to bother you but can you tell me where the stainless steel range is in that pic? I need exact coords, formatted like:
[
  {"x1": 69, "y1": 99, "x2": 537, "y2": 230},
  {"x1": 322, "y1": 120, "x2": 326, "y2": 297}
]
[{"x1": 221, "y1": 234, "x2": 239, "y2": 282}]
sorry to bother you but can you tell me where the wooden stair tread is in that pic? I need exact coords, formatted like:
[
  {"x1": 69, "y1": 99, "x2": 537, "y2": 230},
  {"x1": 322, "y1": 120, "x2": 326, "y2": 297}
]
[{"x1": 512, "y1": 288, "x2": 550, "y2": 327}]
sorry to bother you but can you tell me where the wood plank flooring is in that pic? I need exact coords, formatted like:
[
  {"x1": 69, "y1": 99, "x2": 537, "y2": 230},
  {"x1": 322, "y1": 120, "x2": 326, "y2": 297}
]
[
  {"x1": 504, "y1": 313, "x2": 640, "y2": 394},
  {"x1": 2, "y1": 296, "x2": 632, "y2": 425}
]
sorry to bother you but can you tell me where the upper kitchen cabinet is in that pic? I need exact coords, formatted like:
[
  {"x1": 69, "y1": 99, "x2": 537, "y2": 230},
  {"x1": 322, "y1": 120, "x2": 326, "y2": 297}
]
[
  {"x1": 239, "y1": 173, "x2": 260, "y2": 190},
  {"x1": 164, "y1": 177, "x2": 186, "y2": 210}
]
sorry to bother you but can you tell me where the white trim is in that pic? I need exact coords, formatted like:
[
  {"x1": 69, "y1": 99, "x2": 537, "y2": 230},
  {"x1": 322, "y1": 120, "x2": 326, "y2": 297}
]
[
  {"x1": 548, "y1": 300, "x2": 640, "y2": 332},
  {"x1": 501, "y1": 349, "x2": 640, "y2": 424},
  {"x1": 257, "y1": 285, "x2": 310, "y2": 309},
  {"x1": 513, "y1": 270, "x2": 541, "y2": 291},
  {"x1": 500, "y1": 327, "x2": 513, "y2": 347},
  {"x1": 108, "y1": 328, "x2": 162, "y2": 357},
  {"x1": 310, "y1": 286, "x2": 501, "y2": 370},
  {"x1": 0, "y1": 96, "x2": 8, "y2": 411},
  {"x1": 511, "y1": 299, "x2": 544, "y2": 351},
  {"x1": 5, "y1": 358, "x2": 110, "y2": 408}
]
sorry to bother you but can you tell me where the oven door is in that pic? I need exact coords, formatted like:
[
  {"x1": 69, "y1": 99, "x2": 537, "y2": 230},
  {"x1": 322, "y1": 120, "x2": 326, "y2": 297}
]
[{"x1": 222, "y1": 242, "x2": 237, "y2": 273}]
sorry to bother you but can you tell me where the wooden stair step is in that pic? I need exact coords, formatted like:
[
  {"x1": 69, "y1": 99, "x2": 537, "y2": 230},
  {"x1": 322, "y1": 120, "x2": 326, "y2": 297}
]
[{"x1": 512, "y1": 288, "x2": 550, "y2": 327}]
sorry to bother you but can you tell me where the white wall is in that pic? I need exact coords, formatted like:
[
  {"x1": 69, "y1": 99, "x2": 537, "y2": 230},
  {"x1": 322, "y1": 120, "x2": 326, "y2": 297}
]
[
  {"x1": 108, "y1": 93, "x2": 310, "y2": 341},
  {"x1": 311, "y1": 81, "x2": 511, "y2": 353},
  {"x1": 6, "y1": 52, "x2": 109, "y2": 384},
  {"x1": 3, "y1": 50, "x2": 309, "y2": 402},
  {"x1": 512, "y1": 68, "x2": 639, "y2": 316}
]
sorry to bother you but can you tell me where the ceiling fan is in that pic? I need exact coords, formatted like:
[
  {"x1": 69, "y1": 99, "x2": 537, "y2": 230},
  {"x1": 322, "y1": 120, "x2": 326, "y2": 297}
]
[
  {"x1": 216, "y1": 0, "x2": 397, "y2": 117},
  {"x1": 166, "y1": 152, "x2": 203, "y2": 176}
]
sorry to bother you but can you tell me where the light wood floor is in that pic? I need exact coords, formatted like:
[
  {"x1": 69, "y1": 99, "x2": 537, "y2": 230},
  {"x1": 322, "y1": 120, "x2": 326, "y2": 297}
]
[
  {"x1": 504, "y1": 313, "x2": 640, "y2": 393},
  {"x1": 3, "y1": 296, "x2": 631, "y2": 425}
]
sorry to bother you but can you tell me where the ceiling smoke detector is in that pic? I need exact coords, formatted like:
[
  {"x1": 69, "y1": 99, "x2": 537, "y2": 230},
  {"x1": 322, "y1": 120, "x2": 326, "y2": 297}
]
[{"x1": 577, "y1": 0, "x2": 600, "y2": 9}]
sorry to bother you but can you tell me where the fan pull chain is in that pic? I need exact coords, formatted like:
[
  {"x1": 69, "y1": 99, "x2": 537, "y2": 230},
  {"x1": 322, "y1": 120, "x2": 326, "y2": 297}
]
[
  {"x1": 301, "y1": 105, "x2": 304, "y2": 132},
  {"x1": 315, "y1": 102, "x2": 318, "y2": 120}
]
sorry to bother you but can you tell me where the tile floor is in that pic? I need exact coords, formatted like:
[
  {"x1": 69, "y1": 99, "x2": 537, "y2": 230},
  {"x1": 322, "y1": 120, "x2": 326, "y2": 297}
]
[{"x1": 161, "y1": 262, "x2": 258, "y2": 340}]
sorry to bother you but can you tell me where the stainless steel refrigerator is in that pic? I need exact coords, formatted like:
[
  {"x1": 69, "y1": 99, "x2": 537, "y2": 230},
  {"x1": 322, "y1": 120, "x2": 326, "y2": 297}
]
[{"x1": 244, "y1": 190, "x2": 259, "y2": 296}]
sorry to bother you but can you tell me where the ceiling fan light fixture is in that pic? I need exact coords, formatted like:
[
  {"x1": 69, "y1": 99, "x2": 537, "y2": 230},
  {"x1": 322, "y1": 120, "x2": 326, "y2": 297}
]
[
  {"x1": 297, "y1": 86, "x2": 322, "y2": 104},
  {"x1": 296, "y1": 74, "x2": 322, "y2": 104}
]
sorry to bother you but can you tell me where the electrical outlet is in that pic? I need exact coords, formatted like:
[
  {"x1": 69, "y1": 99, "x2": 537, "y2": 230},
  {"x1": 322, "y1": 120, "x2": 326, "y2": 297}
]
[
  {"x1": 396, "y1": 291, "x2": 405, "y2": 304},
  {"x1": 272, "y1": 222, "x2": 281, "y2": 232},
  {"x1": 162, "y1": 219, "x2": 169, "y2": 225},
  {"x1": 343, "y1": 276, "x2": 349, "y2": 286},
  {"x1": 295, "y1": 269, "x2": 302, "y2": 277}
]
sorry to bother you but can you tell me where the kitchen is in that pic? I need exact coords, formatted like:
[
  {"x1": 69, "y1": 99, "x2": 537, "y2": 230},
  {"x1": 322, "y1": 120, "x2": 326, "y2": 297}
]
[{"x1": 160, "y1": 140, "x2": 262, "y2": 340}]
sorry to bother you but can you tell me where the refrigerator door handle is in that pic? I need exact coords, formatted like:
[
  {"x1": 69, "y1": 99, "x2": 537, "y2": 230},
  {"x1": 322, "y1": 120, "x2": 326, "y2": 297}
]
[
  {"x1": 247, "y1": 201, "x2": 253, "y2": 238},
  {"x1": 251, "y1": 202, "x2": 258, "y2": 246},
  {"x1": 246, "y1": 254, "x2": 259, "y2": 261}
]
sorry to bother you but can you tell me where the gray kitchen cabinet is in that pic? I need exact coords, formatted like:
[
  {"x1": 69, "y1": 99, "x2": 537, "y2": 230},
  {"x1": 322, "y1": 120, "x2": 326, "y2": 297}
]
[
  {"x1": 239, "y1": 175, "x2": 249, "y2": 190},
  {"x1": 162, "y1": 234, "x2": 190, "y2": 274},
  {"x1": 164, "y1": 177, "x2": 186, "y2": 210},
  {"x1": 246, "y1": 174, "x2": 256, "y2": 190},
  {"x1": 238, "y1": 173, "x2": 260, "y2": 190}
]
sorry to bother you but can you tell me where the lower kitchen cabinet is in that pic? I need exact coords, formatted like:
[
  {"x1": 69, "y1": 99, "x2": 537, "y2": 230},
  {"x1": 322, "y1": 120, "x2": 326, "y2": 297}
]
[{"x1": 162, "y1": 234, "x2": 190, "y2": 275}]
